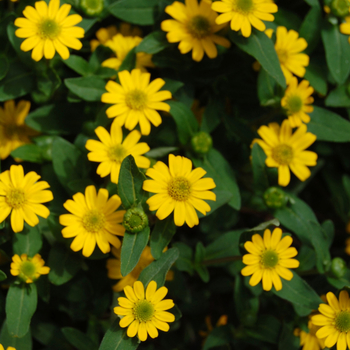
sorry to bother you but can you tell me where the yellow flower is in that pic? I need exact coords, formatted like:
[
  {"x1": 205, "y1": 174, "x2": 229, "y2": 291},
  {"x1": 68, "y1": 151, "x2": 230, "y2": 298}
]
[
  {"x1": 312, "y1": 291, "x2": 350, "y2": 350},
  {"x1": 295, "y1": 319, "x2": 326, "y2": 350},
  {"x1": 346, "y1": 238, "x2": 350, "y2": 255},
  {"x1": 90, "y1": 24, "x2": 142, "y2": 52},
  {"x1": 106, "y1": 246, "x2": 154, "y2": 292},
  {"x1": 281, "y1": 77, "x2": 314, "y2": 128},
  {"x1": 59, "y1": 185, "x2": 125, "y2": 257},
  {"x1": 0, "y1": 165, "x2": 53, "y2": 233},
  {"x1": 253, "y1": 119, "x2": 317, "y2": 187},
  {"x1": 101, "y1": 69, "x2": 172, "y2": 136},
  {"x1": 10, "y1": 253, "x2": 50, "y2": 283},
  {"x1": 114, "y1": 281, "x2": 175, "y2": 341},
  {"x1": 274, "y1": 26, "x2": 309, "y2": 84},
  {"x1": 143, "y1": 154, "x2": 216, "y2": 227},
  {"x1": 0, "y1": 345, "x2": 16, "y2": 350},
  {"x1": 212, "y1": 0, "x2": 278, "y2": 38},
  {"x1": 340, "y1": 17, "x2": 350, "y2": 44},
  {"x1": 0, "y1": 100, "x2": 38, "y2": 160},
  {"x1": 14, "y1": 0, "x2": 84, "y2": 61},
  {"x1": 161, "y1": 0, "x2": 231, "y2": 62},
  {"x1": 85, "y1": 122, "x2": 150, "y2": 184},
  {"x1": 241, "y1": 228, "x2": 299, "y2": 291},
  {"x1": 102, "y1": 34, "x2": 154, "y2": 72}
]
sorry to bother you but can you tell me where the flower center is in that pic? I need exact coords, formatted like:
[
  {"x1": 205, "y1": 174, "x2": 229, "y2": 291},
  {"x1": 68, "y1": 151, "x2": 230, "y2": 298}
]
[
  {"x1": 168, "y1": 176, "x2": 191, "y2": 201},
  {"x1": 335, "y1": 311, "x2": 350, "y2": 332},
  {"x1": 38, "y1": 19, "x2": 61, "y2": 40},
  {"x1": 271, "y1": 144, "x2": 294, "y2": 165},
  {"x1": 20, "y1": 261, "x2": 37, "y2": 279},
  {"x1": 6, "y1": 189, "x2": 26, "y2": 209},
  {"x1": 133, "y1": 299, "x2": 155, "y2": 322},
  {"x1": 108, "y1": 145, "x2": 127, "y2": 163},
  {"x1": 82, "y1": 209, "x2": 105, "y2": 233},
  {"x1": 276, "y1": 48, "x2": 289, "y2": 64},
  {"x1": 286, "y1": 95, "x2": 303, "y2": 114},
  {"x1": 125, "y1": 90, "x2": 148, "y2": 111},
  {"x1": 261, "y1": 250, "x2": 279, "y2": 268},
  {"x1": 235, "y1": 0, "x2": 254, "y2": 14},
  {"x1": 187, "y1": 15, "x2": 212, "y2": 38}
]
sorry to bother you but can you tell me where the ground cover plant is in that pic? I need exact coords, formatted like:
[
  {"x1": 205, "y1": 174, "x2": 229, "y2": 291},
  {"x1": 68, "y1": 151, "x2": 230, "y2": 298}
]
[{"x1": 1, "y1": 0, "x2": 350, "y2": 349}]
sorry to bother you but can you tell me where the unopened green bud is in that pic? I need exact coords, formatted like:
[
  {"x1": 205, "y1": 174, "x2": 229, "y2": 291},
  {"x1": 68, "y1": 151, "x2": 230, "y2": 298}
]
[
  {"x1": 80, "y1": 0, "x2": 104, "y2": 17},
  {"x1": 331, "y1": 257, "x2": 347, "y2": 278},
  {"x1": 330, "y1": 0, "x2": 350, "y2": 17},
  {"x1": 123, "y1": 207, "x2": 148, "y2": 233},
  {"x1": 191, "y1": 131, "x2": 212, "y2": 155},
  {"x1": 263, "y1": 187, "x2": 288, "y2": 209}
]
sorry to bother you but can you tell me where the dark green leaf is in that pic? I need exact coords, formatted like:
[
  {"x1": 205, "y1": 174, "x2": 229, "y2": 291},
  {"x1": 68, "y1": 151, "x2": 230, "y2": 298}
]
[
  {"x1": 162, "y1": 78, "x2": 184, "y2": 95},
  {"x1": 197, "y1": 190, "x2": 233, "y2": 219},
  {"x1": 62, "y1": 327, "x2": 97, "y2": 350},
  {"x1": 172, "y1": 242, "x2": 194, "y2": 274},
  {"x1": 203, "y1": 325, "x2": 231, "y2": 350},
  {"x1": 257, "y1": 68, "x2": 278, "y2": 106},
  {"x1": 121, "y1": 227, "x2": 150, "y2": 276},
  {"x1": 245, "y1": 315, "x2": 281, "y2": 344},
  {"x1": 118, "y1": 47, "x2": 136, "y2": 72},
  {"x1": 0, "y1": 270, "x2": 6, "y2": 282},
  {"x1": 64, "y1": 76, "x2": 106, "y2": 101},
  {"x1": 201, "y1": 99, "x2": 224, "y2": 134},
  {"x1": 12, "y1": 225, "x2": 43, "y2": 256},
  {"x1": 0, "y1": 55, "x2": 9, "y2": 80},
  {"x1": 6, "y1": 284, "x2": 38, "y2": 338},
  {"x1": 135, "y1": 31, "x2": 169, "y2": 54},
  {"x1": 0, "y1": 322, "x2": 32, "y2": 350},
  {"x1": 63, "y1": 55, "x2": 93, "y2": 76},
  {"x1": 150, "y1": 216, "x2": 177, "y2": 260},
  {"x1": 251, "y1": 143, "x2": 269, "y2": 192},
  {"x1": 325, "y1": 85, "x2": 350, "y2": 107},
  {"x1": 278, "y1": 322, "x2": 300, "y2": 350},
  {"x1": 146, "y1": 147, "x2": 178, "y2": 158},
  {"x1": 304, "y1": 59, "x2": 328, "y2": 95},
  {"x1": 138, "y1": 247, "x2": 179, "y2": 287},
  {"x1": 299, "y1": 6, "x2": 322, "y2": 54},
  {"x1": 11, "y1": 144, "x2": 44, "y2": 164}
]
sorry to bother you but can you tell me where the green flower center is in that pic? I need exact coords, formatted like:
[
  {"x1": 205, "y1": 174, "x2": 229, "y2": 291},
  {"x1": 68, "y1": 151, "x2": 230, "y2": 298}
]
[
  {"x1": 331, "y1": 0, "x2": 350, "y2": 17},
  {"x1": 39, "y1": 19, "x2": 61, "y2": 40},
  {"x1": 20, "y1": 261, "x2": 37, "y2": 279},
  {"x1": 187, "y1": 15, "x2": 212, "y2": 38},
  {"x1": 191, "y1": 131, "x2": 213, "y2": 155},
  {"x1": 276, "y1": 48, "x2": 289, "y2": 64},
  {"x1": 272, "y1": 144, "x2": 294, "y2": 165},
  {"x1": 286, "y1": 95, "x2": 303, "y2": 114},
  {"x1": 335, "y1": 311, "x2": 350, "y2": 332},
  {"x1": 125, "y1": 90, "x2": 148, "y2": 111},
  {"x1": 261, "y1": 250, "x2": 279, "y2": 268},
  {"x1": 133, "y1": 299, "x2": 155, "y2": 322},
  {"x1": 168, "y1": 176, "x2": 191, "y2": 201},
  {"x1": 108, "y1": 144, "x2": 127, "y2": 163},
  {"x1": 80, "y1": 0, "x2": 104, "y2": 15},
  {"x1": 82, "y1": 209, "x2": 105, "y2": 233},
  {"x1": 236, "y1": 0, "x2": 254, "y2": 14},
  {"x1": 6, "y1": 189, "x2": 26, "y2": 209},
  {"x1": 123, "y1": 207, "x2": 148, "y2": 233}
]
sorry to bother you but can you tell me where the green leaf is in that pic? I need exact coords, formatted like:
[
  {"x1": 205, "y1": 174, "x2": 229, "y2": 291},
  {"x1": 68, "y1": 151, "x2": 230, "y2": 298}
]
[
  {"x1": 63, "y1": 55, "x2": 93, "y2": 76},
  {"x1": 304, "y1": 59, "x2": 328, "y2": 95},
  {"x1": 150, "y1": 217, "x2": 177, "y2": 260},
  {"x1": 273, "y1": 272, "x2": 322, "y2": 316},
  {"x1": 11, "y1": 144, "x2": 44, "y2": 164},
  {"x1": 197, "y1": 190, "x2": 233, "y2": 219},
  {"x1": 6, "y1": 284, "x2": 38, "y2": 338},
  {"x1": 138, "y1": 247, "x2": 179, "y2": 287},
  {"x1": 167, "y1": 100, "x2": 199, "y2": 145},
  {"x1": 203, "y1": 325, "x2": 231, "y2": 350},
  {"x1": 0, "y1": 322, "x2": 32, "y2": 350},
  {"x1": 321, "y1": 22, "x2": 350, "y2": 84},
  {"x1": 62, "y1": 327, "x2": 97, "y2": 350},
  {"x1": 99, "y1": 320, "x2": 139, "y2": 350},
  {"x1": 278, "y1": 322, "x2": 300, "y2": 350},
  {"x1": 108, "y1": 0, "x2": 158, "y2": 25},
  {"x1": 64, "y1": 76, "x2": 106, "y2": 101},
  {"x1": 162, "y1": 78, "x2": 184, "y2": 95},
  {"x1": 12, "y1": 225, "x2": 43, "y2": 256},
  {"x1": 146, "y1": 146, "x2": 178, "y2": 158},
  {"x1": 172, "y1": 242, "x2": 194, "y2": 274},
  {"x1": 121, "y1": 227, "x2": 150, "y2": 276},
  {"x1": 48, "y1": 244, "x2": 83, "y2": 285},
  {"x1": 257, "y1": 68, "x2": 278, "y2": 106},
  {"x1": 118, "y1": 48, "x2": 136, "y2": 72},
  {"x1": 325, "y1": 85, "x2": 350, "y2": 107},
  {"x1": 245, "y1": 315, "x2": 281, "y2": 344},
  {"x1": 251, "y1": 143, "x2": 269, "y2": 192},
  {"x1": 135, "y1": 31, "x2": 169, "y2": 54},
  {"x1": 31, "y1": 66, "x2": 61, "y2": 103},
  {"x1": 200, "y1": 99, "x2": 223, "y2": 133},
  {"x1": 299, "y1": 6, "x2": 322, "y2": 54},
  {"x1": 194, "y1": 242, "x2": 209, "y2": 282},
  {"x1": 193, "y1": 149, "x2": 241, "y2": 210},
  {"x1": 118, "y1": 155, "x2": 147, "y2": 209},
  {"x1": 0, "y1": 55, "x2": 9, "y2": 80},
  {"x1": 231, "y1": 30, "x2": 286, "y2": 88},
  {"x1": 0, "y1": 270, "x2": 7, "y2": 282},
  {"x1": 307, "y1": 106, "x2": 350, "y2": 142}
]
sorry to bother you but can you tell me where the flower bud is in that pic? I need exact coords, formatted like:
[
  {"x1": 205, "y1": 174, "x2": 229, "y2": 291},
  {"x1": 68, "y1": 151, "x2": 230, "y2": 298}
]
[
  {"x1": 191, "y1": 131, "x2": 213, "y2": 155},
  {"x1": 330, "y1": 257, "x2": 347, "y2": 278},
  {"x1": 123, "y1": 207, "x2": 149, "y2": 233},
  {"x1": 330, "y1": 0, "x2": 350, "y2": 17},
  {"x1": 263, "y1": 187, "x2": 288, "y2": 209},
  {"x1": 80, "y1": 0, "x2": 104, "y2": 17}
]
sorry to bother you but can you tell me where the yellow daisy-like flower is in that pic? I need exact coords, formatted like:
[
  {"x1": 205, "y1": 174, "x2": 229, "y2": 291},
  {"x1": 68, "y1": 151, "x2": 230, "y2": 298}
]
[
  {"x1": 212, "y1": 0, "x2": 278, "y2": 38},
  {"x1": 14, "y1": 0, "x2": 85, "y2": 61},
  {"x1": 295, "y1": 319, "x2": 326, "y2": 350},
  {"x1": 0, "y1": 100, "x2": 38, "y2": 160},
  {"x1": 161, "y1": 0, "x2": 231, "y2": 62},
  {"x1": 106, "y1": 246, "x2": 154, "y2": 292},
  {"x1": 253, "y1": 119, "x2": 318, "y2": 187},
  {"x1": 10, "y1": 253, "x2": 50, "y2": 283},
  {"x1": 85, "y1": 122, "x2": 150, "y2": 184},
  {"x1": 142, "y1": 154, "x2": 216, "y2": 227},
  {"x1": 281, "y1": 77, "x2": 314, "y2": 128},
  {"x1": 59, "y1": 185, "x2": 126, "y2": 257},
  {"x1": 114, "y1": 280, "x2": 175, "y2": 341},
  {"x1": 101, "y1": 69, "x2": 172, "y2": 136},
  {"x1": 102, "y1": 34, "x2": 154, "y2": 73},
  {"x1": 312, "y1": 291, "x2": 350, "y2": 350},
  {"x1": 0, "y1": 165, "x2": 53, "y2": 233},
  {"x1": 274, "y1": 26, "x2": 309, "y2": 84},
  {"x1": 340, "y1": 17, "x2": 350, "y2": 44},
  {"x1": 0, "y1": 345, "x2": 16, "y2": 350},
  {"x1": 241, "y1": 227, "x2": 299, "y2": 291}
]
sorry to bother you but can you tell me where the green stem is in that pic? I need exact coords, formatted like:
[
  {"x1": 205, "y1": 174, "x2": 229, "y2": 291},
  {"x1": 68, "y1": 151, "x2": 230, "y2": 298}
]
[{"x1": 202, "y1": 256, "x2": 242, "y2": 266}]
